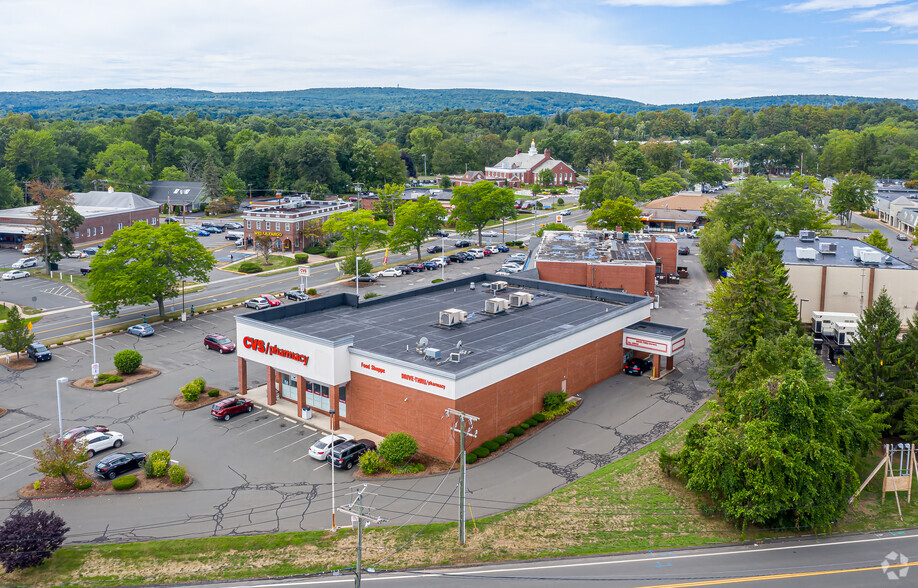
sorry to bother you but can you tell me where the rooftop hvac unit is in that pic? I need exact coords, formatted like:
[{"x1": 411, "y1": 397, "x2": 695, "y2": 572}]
[
  {"x1": 438, "y1": 308, "x2": 468, "y2": 326},
  {"x1": 818, "y1": 242, "x2": 837, "y2": 255},
  {"x1": 795, "y1": 247, "x2": 817, "y2": 260},
  {"x1": 425, "y1": 348, "x2": 441, "y2": 360},
  {"x1": 861, "y1": 250, "x2": 884, "y2": 265},
  {"x1": 799, "y1": 230, "x2": 816, "y2": 242},
  {"x1": 509, "y1": 292, "x2": 534, "y2": 308},
  {"x1": 491, "y1": 280, "x2": 509, "y2": 292},
  {"x1": 484, "y1": 298, "x2": 510, "y2": 314}
]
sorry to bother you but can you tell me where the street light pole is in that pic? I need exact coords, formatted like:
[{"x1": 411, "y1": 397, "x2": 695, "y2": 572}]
[
  {"x1": 441, "y1": 235, "x2": 445, "y2": 281},
  {"x1": 91, "y1": 311, "x2": 98, "y2": 384},
  {"x1": 182, "y1": 280, "x2": 186, "y2": 322},
  {"x1": 55, "y1": 377, "x2": 69, "y2": 439}
]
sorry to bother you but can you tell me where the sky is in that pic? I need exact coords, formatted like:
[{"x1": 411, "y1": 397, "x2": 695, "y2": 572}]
[{"x1": 1, "y1": 0, "x2": 917, "y2": 104}]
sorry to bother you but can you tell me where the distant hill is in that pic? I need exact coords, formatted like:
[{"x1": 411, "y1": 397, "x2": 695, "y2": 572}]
[{"x1": 0, "y1": 87, "x2": 914, "y2": 120}]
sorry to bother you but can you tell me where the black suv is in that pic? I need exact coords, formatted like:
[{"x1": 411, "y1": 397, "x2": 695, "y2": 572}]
[
  {"x1": 285, "y1": 289, "x2": 309, "y2": 301},
  {"x1": 26, "y1": 342, "x2": 52, "y2": 362},
  {"x1": 328, "y1": 439, "x2": 377, "y2": 470}
]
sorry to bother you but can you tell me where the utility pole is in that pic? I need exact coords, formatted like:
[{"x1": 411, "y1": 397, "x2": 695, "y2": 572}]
[
  {"x1": 445, "y1": 408, "x2": 479, "y2": 544},
  {"x1": 337, "y1": 484, "x2": 385, "y2": 587}
]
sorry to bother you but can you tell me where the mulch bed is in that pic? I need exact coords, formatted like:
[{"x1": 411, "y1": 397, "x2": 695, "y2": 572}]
[
  {"x1": 173, "y1": 387, "x2": 234, "y2": 410},
  {"x1": 72, "y1": 365, "x2": 160, "y2": 390},
  {"x1": 0, "y1": 356, "x2": 36, "y2": 371},
  {"x1": 0, "y1": 407, "x2": 7, "y2": 418},
  {"x1": 20, "y1": 473, "x2": 191, "y2": 498}
]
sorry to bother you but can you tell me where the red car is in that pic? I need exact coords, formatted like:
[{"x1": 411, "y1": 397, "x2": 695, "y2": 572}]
[
  {"x1": 211, "y1": 397, "x2": 255, "y2": 420},
  {"x1": 204, "y1": 334, "x2": 236, "y2": 353},
  {"x1": 260, "y1": 294, "x2": 281, "y2": 307},
  {"x1": 61, "y1": 425, "x2": 109, "y2": 444}
]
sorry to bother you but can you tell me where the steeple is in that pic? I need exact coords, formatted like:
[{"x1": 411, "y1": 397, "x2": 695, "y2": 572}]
[{"x1": 528, "y1": 139, "x2": 537, "y2": 156}]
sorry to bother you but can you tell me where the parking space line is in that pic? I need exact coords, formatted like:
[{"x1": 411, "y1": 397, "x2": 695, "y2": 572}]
[
  {"x1": 68, "y1": 347, "x2": 88, "y2": 356},
  {"x1": 272, "y1": 434, "x2": 314, "y2": 453},
  {"x1": 0, "y1": 463, "x2": 38, "y2": 482},
  {"x1": 240, "y1": 416, "x2": 280, "y2": 433},
  {"x1": 303, "y1": 424, "x2": 316, "y2": 431},
  {"x1": 267, "y1": 411, "x2": 279, "y2": 416},
  {"x1": 313, "y1": 462, "x2": 328, "y2": 471},
  {"x1": 254, "y1": 426, "x2": 299, "y2": 444},
  {"x1": 0, "y1": 426, "x2": 50, "y2": 447},
  {"x1": 0, "y1": 421, "x2": 32, "y2": 437},
  {"x1": 292, "y1": 453, "x2": 316, "y2": 463},
  {"x1": 283, "y1": 417, "x2": 296, "y2": 424}
]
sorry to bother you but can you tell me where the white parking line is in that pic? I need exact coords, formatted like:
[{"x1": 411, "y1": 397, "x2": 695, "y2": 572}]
[
  {"x1": 267, "y1": 411, "x2": 279, "y2": 416},
  {"x1": 303, "y1": 424, "x2": 316, "y2": 432},
  {"x1": 254, "y1": 426, "x2": 300, "y2": 444},
  {"x1": 241, "y1": 416, "x2": 280, "y2": 433},
  {"x1": 68, "y1": 347, "x2": 88, "y2": 356},
  {"x1": 0, "y1": 420, "x2": 32, "y2": 437},
  {"x1": 0, "y1": 463, "x2": 38, "y2": 482},
  {"x1": 313, "y1": 462, "x2": 329, "y2": 471},
  {"x1": 272, "y1": 433, "x2": 315, "y2": 453},
  {"x1": 0, "y1": 426, "x2": 50, "y2": 447},
  {"x1": 292, "y1": 454, "x2": 315, "y2": 463},
  {"x1": 283, "y1": 418, "x2": 296, "y2": 424}
]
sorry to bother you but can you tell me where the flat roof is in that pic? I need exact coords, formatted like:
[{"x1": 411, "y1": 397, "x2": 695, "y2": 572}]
[
  {"x1": 239, "y1": 275, "x2": 650, "y2": 376},
  {"x1": 537, "y1": 230, "x2": 674, "y2": 264},
  {"x1": 624, "y1": 321, "x2": 688, "y2": 340},
  {"x1": 777, "y1": 236, "x2": 914, "y2": 270}
]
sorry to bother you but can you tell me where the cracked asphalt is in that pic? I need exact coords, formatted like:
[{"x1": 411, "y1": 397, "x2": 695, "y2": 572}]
[{"x1": 0, "y1": 245, "x2": 713, "y2": 544}]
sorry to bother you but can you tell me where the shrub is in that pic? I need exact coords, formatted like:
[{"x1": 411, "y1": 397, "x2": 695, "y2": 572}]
[
  {"x1": 145, "y1": 449, "x2": 171, "y2": 478},
  {"x1": 238, "y1": 261, "x2": 263, "y2": 274},
  {"x1": 533, "y1": 413, "x2": 547, "y2": 423},
  {"x1": 508, "y1": 426, "x2": 524, "y2": 437},
  {"x1": 0, "y1": 510, "x2": 69, "y2": 572},
  {"x1": 431, "y1": 278, "x2": 444, "y2": 283},
  {"x1": 557, "y1": 197, "x2": 565, "y2": 206},
  {"x1": 181, "y1": 382, "x2": 200, "y2": 402},
  {"x1": 207, "y1": 388, "x2": 220, "y2": 397},
  {"x1": 543, "y1": 391, "x2": 567, "y2": 412},
  {"x1": 363, "y1": 292, "x2": 381, "y2": 299},
  {"x1": 33, "y1": 480, "x2": 40, "y2": 490},
  {"x1": 404, "y1": 462, "x2": 425, "y2": 474},
  {"x1": 112, "y1": 475, "x2": 137, "y2": 490},
  {"x1": 113, "y1": 349, "x2": 142, "y2": 374},
  {"x1": 378, "y1": 432, "x2": 419, "y2": 467},
  {"x1": 324, "y1": 249, "x2": 339, "y2": 258},
  {"x1": 494, "y1": 435, "x2": 508, "y2": 446},
  {"x1": 294, "y1": 253, "x2": 309, "y2": 264},
  {"x1": 466, "y1": 453, "x2": 478, "y2": 465},
  {"x1": 505, "y1": 432, "x2": 514, "y2": 440},
  {"x1": 524, "y1": 418, "x2": 538, "y2": 427},
  {"x1": 307, "y1": 288, "x2": 317, "y2": 296},
  {"x1": 482, "y1": 440, "x2": 500, "y2": 452},
  {"x1": 168, "y1": 464, "x2": 187, "y2": 485},
  {"x1": 359, "y1": 450, "x2": 383, "y2": 475},
  {"x1": 93, "y1": 373, "x2": 123, "y2": 387},
  {"x1": 304, "y1": 245, "x2": 325, "y2": 255},
  {"x1": 74, "y1": 478, "x2": 92, "y2": 490},
  {"x1": 472, "y1": 447, "x2": 490, "y2": 459},
  {"x1": 520, "y1": 422, "x2": 530, "y2": 430}
]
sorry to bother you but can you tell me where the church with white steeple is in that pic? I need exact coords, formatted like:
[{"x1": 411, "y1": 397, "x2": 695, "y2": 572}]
[{"x1": 448, "y1": 139, "x2": 577, "y2": 188}]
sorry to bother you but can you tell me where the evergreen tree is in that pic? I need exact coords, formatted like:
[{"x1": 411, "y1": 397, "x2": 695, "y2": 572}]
[
  {"x1": 201, "y1": 154, "x2": 222, "y2": 202},
  {"x1": 0, "y1": 305, "x2": 34, "y2": 359},
  {"x1": 900, "y1": 315, "x2": 918, "y2": 442}
]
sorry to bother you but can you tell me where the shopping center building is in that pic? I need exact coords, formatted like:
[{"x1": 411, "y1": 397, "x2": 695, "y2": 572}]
[{"x1": 235, "y1": 275, "x2": 686, "y2": 460}]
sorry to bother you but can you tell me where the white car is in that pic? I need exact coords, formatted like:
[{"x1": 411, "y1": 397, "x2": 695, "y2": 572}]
[
  {"x1": 21, "y1": 244, "x2": 37, "y2": 255},
  {"x1": 80, "y1": 431, "x2": 125, "y2": 457},
  {"x1": 500, "y1": 264, "x2": 523, "y2": 273},
  {"x1": 484, "y1": 245, "x2": 500, "y2": 255},
  {"x1": 504, "y1": 258, "x2": 525, "y2": 266},
  {"x1": 376, "y1": 268, "x2": 402, "y2": 278},
  {"x1": 244, "y1": 297, "x2": 271, "y2": 310},
  {"x1": 468, "y1": 248, "x2": 485, "y2": 258},
  {"x1": 2, "y1": 270, "x2": 30, "y2": 280},
  {"x1": 429, "y1": 258, "x2": 447, "y2": 267},
  {"x1": 12, "y1": 257, "x2": 37, "y2": 269},
  {"x1": 560, "y1": 208, "x2": 573, "y2": 216},
  {"x1": 308, "y1": 433, "x2": 355, "y2": 460},
  {"x1": 67, "y1": 251, "x2": 89, "y2": 259},
  {"x1": 481, "y1": 230, "x2": 499, "y2": 237}
]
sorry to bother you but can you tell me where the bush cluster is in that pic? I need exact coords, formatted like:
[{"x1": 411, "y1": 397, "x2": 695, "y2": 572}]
[
  {"x1": 533, "y1": 413, "x2": 547, "y2": 423},
  {"x1": 543, "y1": 391, "x2": 567, "y2": 412},
  {"x1": 181, "y1": 377, "x2": 207, "y2": 402},
  {"x1": 524, "y1": 418, "x2": 538, "y2": 427},
  {"x1": 466, "y1": 453, "x2": 478, "y2": 465},
  {"x1": 112, "y1": 475, "x2": 137, "y2": 490},
  {"x1": 520, "y1": 422, "x2": 530, "y2": 430},
  {"x1": 294, "y1": 253, "x2": 309, "y2": 264},
  {"x1": 508, "y1": 426, "x2": 525, "y2": 436},
  {"x1": 542, "y1": 400, "x2": 578, "y2": 420},
  {"x1": 238, "y1": 261, "x2": 263, "y2": 274},
  {"x1": 504, "y1": 240, "x2": 525, "y2": 247},
  {"x1": 113, "y1": 349, "x2": 142, "y2": 374},
  {"x1": 363, "y1": 292, "x2": 381, "y2": 299},
  {"x1": 324, "y1": 249, "x2": 339, "y2": 258},
  {"x1": 0, "y1": 510, "x2": 69, "y2": 572},
  {"x1": 207, "y1": 388, "x2": 220, "y2": 397},
  {"x1": 307, "y1": 288, "x2": 317, "y2": 296},
  {"x1": 74, "y1": 478, "x2": 92, "y2": 490},
  {"x1": 168, "y1": 464, "x2": 187, "y2": 485},
  {"x1": 482, "y1": 440, "x2": 500, "y2": 452},
  {"x1": 378, "y1": 432, "x2": 419, "y2": 467},
  {"x1": 304, "y1": 245, "x2": 325, "y2": 255},
  {"x1": 494, "y1": 435, "x2": 508, "y2": 445},
  {"x1": 358, "y1": 450, "x2": 383, "y2": 474},
  {"x1": 145, "y1": 449, "x2": 171, "y2": 478},
  {"x1": 472, "y1": 447, "x2": 490, "y2": 459},
  {"x1": 93, "y1": 373, "x2": 123, "y2": 387}
]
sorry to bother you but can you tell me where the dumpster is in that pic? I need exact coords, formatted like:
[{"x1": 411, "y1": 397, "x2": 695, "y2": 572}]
[
  {"x1": 677, "y1": 266, "x2": 688, "y2": 278},
  {"x1": 667, "y1": 273, "x2": 680, "y2": 284}
]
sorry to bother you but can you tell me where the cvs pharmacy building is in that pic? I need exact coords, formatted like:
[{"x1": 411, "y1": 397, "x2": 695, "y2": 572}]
[{"x1": 235, "y1": 275, "x2": 657, "y2": 461}]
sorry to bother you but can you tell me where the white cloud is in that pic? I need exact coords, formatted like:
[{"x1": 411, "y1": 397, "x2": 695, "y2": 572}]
[
  {"x1": 601, "y1": 0, "x2": 733, "y2": 5},
  {"x1": 849, "y1": 3, "x2": 918, "y2": 28},
  {"x1": 781, "y1": 0, "x2": 901, "y2": 12},
  {"x1": 859, "y1": 25, "x2": 893, "y2": 31}
]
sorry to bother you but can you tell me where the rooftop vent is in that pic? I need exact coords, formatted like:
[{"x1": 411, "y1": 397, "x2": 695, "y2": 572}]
[
  {"x1": 484, "y1": 298, "x2": 510, "y2": 314},
  {"x1": 799, "y1": 230, "x2": 816, "y2": 242},
  {"x1": 795, "y1": 247, "x2": 817, "y2": 260},
  {"x1": 818, "y1": 242, "x2": 837, "y2": 255},
  {"x1": 438, "y1": 308, "x2": 468, "y2": 326},
  {"x1": 491, "y1": 280, "x2": 509, "y2": 292},
  {"x1": 509, "y1": 292, "x2": 534, "y2": 308},
  {"x1": 861, "y1": 250, "x2": 884, "y2": 265}
]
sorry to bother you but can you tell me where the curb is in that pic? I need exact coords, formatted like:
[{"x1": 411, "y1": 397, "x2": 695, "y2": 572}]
[
  {"x1": 19, "y1": 476, "x2": 193, "y2": 500},
  {"x1": 173, "y1": 389, "x2": 232, "y2": 411}
]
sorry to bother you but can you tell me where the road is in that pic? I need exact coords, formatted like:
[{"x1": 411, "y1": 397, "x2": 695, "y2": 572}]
[{"x1": 177, "y1": 530, "x2": 918, "y2": 587}]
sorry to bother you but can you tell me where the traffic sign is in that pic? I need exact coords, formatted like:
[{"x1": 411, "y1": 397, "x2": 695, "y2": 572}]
[
  {"x1": 91, "y1": 363, "x2": 100, "y2": 376},
  {"x1": 27, "y1": 321, "x2": 32, "y2": 332},
  {"x1": 298, "y1": 266, "x2": 310, "y2": 277}
]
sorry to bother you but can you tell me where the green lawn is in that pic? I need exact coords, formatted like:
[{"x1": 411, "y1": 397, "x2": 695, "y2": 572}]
[
  {"x1": 33, "y1": 270, "x2": 91, "y2": 298},
  {"x1": 250, "y1": 254, "x2": 296, "y2": 269}
]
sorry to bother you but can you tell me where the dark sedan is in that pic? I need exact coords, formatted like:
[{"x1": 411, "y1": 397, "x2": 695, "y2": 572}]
[
  {"x1": 678, "y1": 246, "x2": 690, "y2": 255},
  {"x1": 623, "y1": 357, "x2": 653, "y2": 376},
  {"x1": 426, "y1": 245, "x2": 443, "y2": 253},
  {"x1": 95, "y1": 452, "x2": 147, "y2": 480},
  {"x1": 455, "y1": 240, "x2": 472, "y2": 248},
  {"x1": 447, "y1": 253, "x2": 465, "y2": 263},
  {"x1": 285, "y1": 289, "x2": 309, "y2": 301},
  {"x1": 457, "y1": 251, "x2": 475, "y2": 261},
  {"x1": 394, "y1": 265, "x2": 414, "y2": 274}
]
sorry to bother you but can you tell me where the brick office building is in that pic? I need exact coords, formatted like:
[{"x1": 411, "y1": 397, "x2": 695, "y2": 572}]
[
  {"x1": 234, "y1": 275, "x2": 688, "y2": 461},
  {"x1": 450, "y1": 140, "x2": 577, "y2": 188},
  {"x1": 242, "y1": 198, "x2": 352, "y2": 251},
  {"x1": 0, "y1": 189, "x2": 160, "y2": 249},
  {"x1": 534, "y1": 230, "x2": 678, "y2": 297}
]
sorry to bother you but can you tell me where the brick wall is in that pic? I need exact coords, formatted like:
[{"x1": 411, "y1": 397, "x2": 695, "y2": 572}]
[
  {"x1": 537, "y1": 261, "x2": 654, "y2": 296},
  {"x1": 647, "y1": 238, "x2": 678, "y2": 274}
]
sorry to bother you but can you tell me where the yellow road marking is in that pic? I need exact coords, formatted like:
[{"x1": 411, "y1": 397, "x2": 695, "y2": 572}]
[{"x1": 639, "y1": 561, "x2": 917, "y2": 588}]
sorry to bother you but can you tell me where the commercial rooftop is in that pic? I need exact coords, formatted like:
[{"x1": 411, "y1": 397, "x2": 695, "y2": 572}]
[
  {"x1": 239, "y1": 274, "x2": 651, "y2": 376},
  {"x1": 536, "y1": 230, "x2": 675, "y2": 264},
  {"x1": 624, "y1": 321, "x2": 688, "y2": 340},
  {"x1": 777, "y1": 236, "x2": 914, "y2": 270},
  {"x1": 0, "y1": 191, "x2": 158, "y2": 220}
]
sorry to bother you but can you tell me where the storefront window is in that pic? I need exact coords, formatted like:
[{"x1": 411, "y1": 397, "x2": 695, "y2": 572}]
[{"x1": 280, "y1": 373, "x2": 297, "y2": 401}]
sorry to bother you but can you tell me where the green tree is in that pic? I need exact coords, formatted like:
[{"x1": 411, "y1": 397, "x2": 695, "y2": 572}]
[
  {"x1": 449, "y1": 181, "x2": 517, "y2": 245},
  {"x1": 373, "y1": 183, "x2": 405, "y2": 225},
  {"x1": 788, "y1": 172, "x2": 825, "y2": 195},
  {"x1": 201, "y1": 154, "x2": 222, "y2": 202},
  {"x1": 25, "y1": 182, "x2": 85, "y2": 272},
  {"x1": 388, "y1": 196, "x2": 446, "y2": 261},
  {"x1": 573, "y1": 128, "x2": 615, "y2": 168},
  {"x1": 220, "y1": 170, "x2": 247, "y2": 203},
  {"x1": 32, "y1": 433, "x2": 89, "y2": 488},
  {"x1": 697, "y1": 219, "x2": 732, "y2": 273},
  {"x1": 253, "y1": 234, "x2": 274, "y2": 264},
  {"x1": 439, "y1": 175, "x2": 452, "y2": 188},
  {"x1": 87, "y1": 222, "x2": 216, "y2": 318},
  {"x1": 830, "y1": 173, "x2": 875, "y2": 227},
  {"x1": 4, "y1": 129, "x2": 55, "y2": 180},
  {"x1": 900, "y1": 316, "x2": 918, "y2": 442},
  {"x1": 863, "y1": 229, "x2": 892, "y2": 253},
  {"x1": 689, "y1": 158, "x2": 729, "y2": 187},
  {"x1": 432, "y1": 137, "x2": 469, "y2": 175},
  {"x1": 323, "y1": 210, "x2": 388, "y2": 280},
  {"x1": 578, "y1": 170, "x2": 639, "y2": 210},
  {"x1": 93, "y1": 141, "x2": 151, "y2": 195},
  {"x1": 0, "y1": 167, "x2": 25, "y2": 209},
  {"x1": 585, "y1": 196, "x2": 643, "y2": 232},
  {"x1": 535, "y1": 222, "x2": 570, "y2": 237},
  {"x1": 538, "y1": 168, "x2": 554, "y2": 189},
  {"x1": 840, "y1": 289, "x2": 906, "y2": 433},
  {"x1": 158, "y1": 166, "x2": 186, "y2": 181},
  {"x1": 640, "y1": 175, "x2": 683, "y2": 200},
  {"x1": 374, "y1": 143, "x2": 407, "y2": 186},
  {"x1": 408, "y1": 127, "x2": 443, "y2": 173},
  {"x1": 0, "y1": 305, "x2": 34, "y2": 360}
]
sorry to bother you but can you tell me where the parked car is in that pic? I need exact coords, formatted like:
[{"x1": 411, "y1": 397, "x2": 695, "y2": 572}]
[
  {"x1": 80, "y1": 267, "x2": 92, "y2": 275},
  {"x1": 898, "y1": 234, "x2": 910, "y2": 241},
  {"x1": 495, "y1": 244, "x2": 510, "y2": 252},
  {"x1": 197, "y1": 230, "x2": 211, "y2": 237},
  {"x1": 354, "y1": 274, "x2": 378, "y2": 282},
  {"x1": 468, "y1": 248, "x2": 485, "y2": 258},
  {"x1": 211, "y1": 396, "x2": 255, "y2": 420},
  {"x1": 81, "y1": 431, "x2": 125, "y2": 457},
  {"x1": 454, "y1": 239, "x2": 472, "y2": 248},
  {"x1": 126, "y1": 324, "x2": 155, "y2": 337},
  {"x1": 67, "y1": 250, "x2": 89, "y2": 258},
  {"x1": 224, "y1": 222, "x2": 243, "y2": 230},
  {"x1": 82, "y1": 247, "x2": 99, "y2": 255},
  {"x1": 433, "y1": 230, "x2": 450, "y2": 238},
  {"x1": 429, "y1": 257, "x2": 448, "y2": 266},
  {"x1": 678, "y1": 246, "x2": 690, "y2": 255},
  {"x1": 244, "y1": 297, "x2": 271, "y2": 309},
  {"x1": 164, "y1": 216, "x2": 180, "y2": 223},
  {"x1": 328, "y1": 439, "x2": 377, "y2": 470},
  {"x1": 21, "y1": 243, "x2": 37, "y2": 254},
  {"x1": 235, "y1": 238, "x2": 244, "y2": 246},
  {"x1": 2, "y1": 270, "x2": 30, "y2": 280},
  {"x1": 376, "y1": 268, "x2": 402, "y2": 277},
  {"x1": 61, "y1": 425, "x2": 109, "y2": 444},
  {"x1": 94, "y1": 452, "x2": 147, "y2": 480},
  {"x1": 391, "y1": 264, "x2": 411, "y2": 274},
  {"x1": 447, "y1": 254, "x2": 465, "y2": 263},
  {"x1": 26, "y1": 342, "x2": 52, "y2": 362},
  {"x1": 12, "y1": 257, "x2": 37, "y2": 269},
  {"x1": 457, "y1": 251, "x2": 475, "y2": 261},
  {"x1": 623, "y1": 357, "x2": 653, "y2": 376},
  {"x1": 260, "y1": 294, "x2": 282, "y2": 307},
  {"x1": 499, "y1": 264, "x2": 523, "y2": 273},
  {"x1": 422, "y1": 261, "x2": 439, "y2": 270},
  {"x1": 308, "y1": 433, "x2": 355, "y2": 460},
  {"x1": 285, "y1": 289, "x2": 309, "y2": 301},
  {"x1": 408, "y1": 262, "x2": 426, "y2": 272},
  {"x1": 426, "y1": 245, "x2": 443, "y2": 253},
  {"x1": 204, "y1": 334, "x2": 236, "y2": 353},
  {"x1": 484, "y1": 245, "x2": 500, "y2": 255}
]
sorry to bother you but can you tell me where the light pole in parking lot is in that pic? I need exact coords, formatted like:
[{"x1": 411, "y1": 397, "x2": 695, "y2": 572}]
[
  {"x1": 90, "y1": 311, "x2": 99, "y2": 384},
  {"x1": 329, "y1": 409, "x2": 336, "y2": 530},
  {"x1": 181, "y1": 280, "x2": 186, "y2": 322},
  {"x1": 441, "y1": 235, "x2": 445, "y2": 281},
  {"x1": 55, "y1": 376, "x2": 68, "y2": 439}
]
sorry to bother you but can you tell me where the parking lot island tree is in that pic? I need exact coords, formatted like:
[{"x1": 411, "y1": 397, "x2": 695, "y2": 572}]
[
  {"x1": 448, "y1": 181, "x2": 517, "y2": 246},
  {"x1": 32, "y1": 433, "x2": 89, "y2": 489},
  {"x1": 25, "y1": 181, "x2": 84, "y2": 273},
  {"x1": 388, "y1": 195, "x2": 446, "y2": 261},
  {"x1": 322, "y1": 210, "x2": 388, "y2": 277},
  {"x1": 87, "y1": 221, "x2": 216, "y2": 319},
  {"x1": 0, "y1": 305, "x2": 34, "y2": 360},
  {"x1": 862, "y1": 228, "x2": 892, "y2": 253}
]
